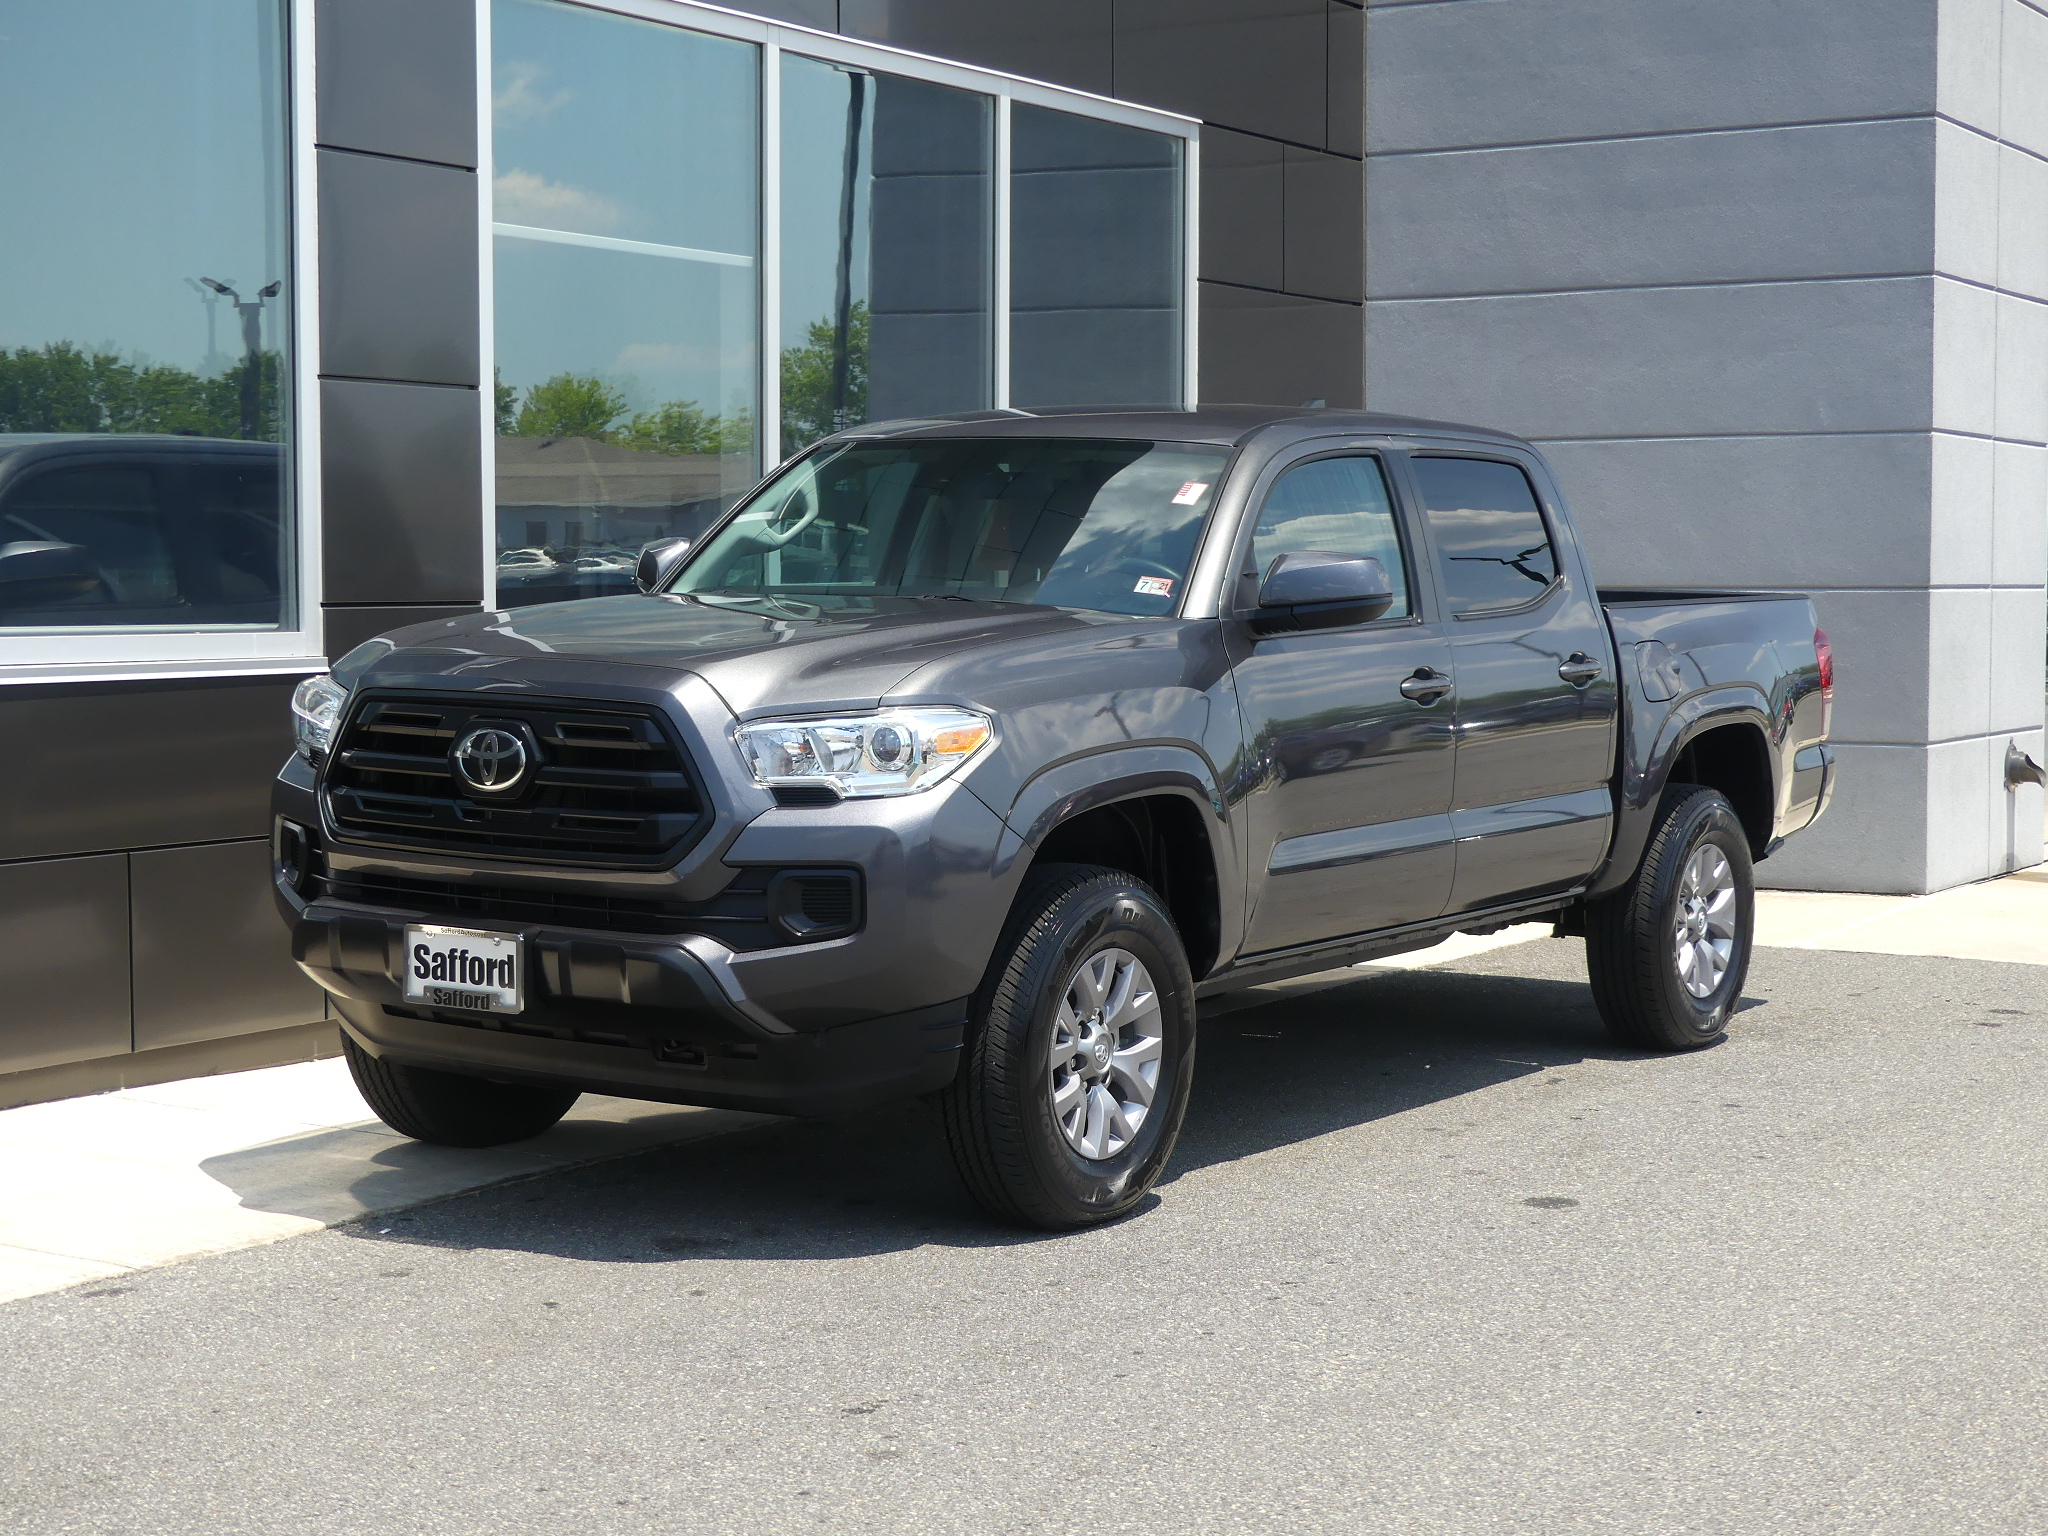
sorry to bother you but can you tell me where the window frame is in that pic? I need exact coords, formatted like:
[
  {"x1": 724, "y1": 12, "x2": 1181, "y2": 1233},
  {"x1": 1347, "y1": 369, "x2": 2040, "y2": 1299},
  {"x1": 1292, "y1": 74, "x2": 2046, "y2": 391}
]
[
  {"x1": 479, "y1": 0, "x2": 1201, "y2": 612},
  {"x1": 0, "y1": 0, "x2": 324, "y2": 687},
  {"x1": 1404, "y1": 450, "x2": 1567, "y2": 622},
  {"x1": 1225, "y1": 445, "x2": 1430, "y2": 633}
]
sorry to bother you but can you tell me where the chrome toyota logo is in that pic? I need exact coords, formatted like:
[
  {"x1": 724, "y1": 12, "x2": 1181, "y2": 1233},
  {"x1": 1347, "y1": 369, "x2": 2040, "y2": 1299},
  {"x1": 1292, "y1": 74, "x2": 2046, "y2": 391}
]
[{"x1": 452, "y1": 727, "x2": 529, "y2": 794}]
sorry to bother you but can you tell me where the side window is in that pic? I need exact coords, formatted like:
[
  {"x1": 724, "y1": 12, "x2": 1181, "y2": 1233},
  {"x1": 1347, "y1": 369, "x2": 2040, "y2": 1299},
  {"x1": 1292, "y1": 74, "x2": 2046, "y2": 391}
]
[
  {"x1": 1410, "y1": 456, "x2": 1559, "y2": 616},
  {"x1": 1250, "y1": 455, "x2": 1411, "y2": 620}
]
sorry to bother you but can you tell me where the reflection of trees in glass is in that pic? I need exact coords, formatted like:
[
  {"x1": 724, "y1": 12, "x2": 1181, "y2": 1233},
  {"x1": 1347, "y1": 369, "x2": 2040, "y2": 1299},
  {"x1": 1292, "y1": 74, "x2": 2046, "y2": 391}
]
[
  {"x1": 779, "y1": 303, "x2": 869, "y2": 454},
  {"x1": 0, "y1": 341, "x2": 283, "y2": 439},
  {"x1": 496, "y1": 369, "x2": 753, "y2": 455}
]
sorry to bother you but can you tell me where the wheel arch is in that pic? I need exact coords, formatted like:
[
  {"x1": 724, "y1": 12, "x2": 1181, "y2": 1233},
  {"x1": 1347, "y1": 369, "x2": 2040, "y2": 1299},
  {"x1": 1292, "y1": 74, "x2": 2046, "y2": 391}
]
[
  {"x1": 1588, "y1": 689, "x2": 1778, "y2": 899},
  {"x1": 992, "y1": 746, "x2": 1239, "y2": 981}
]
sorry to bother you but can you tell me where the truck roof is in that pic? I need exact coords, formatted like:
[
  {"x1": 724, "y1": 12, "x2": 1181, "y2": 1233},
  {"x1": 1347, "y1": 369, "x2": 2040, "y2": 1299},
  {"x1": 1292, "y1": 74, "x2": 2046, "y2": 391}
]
[{"x1": 832, "y1": 404, "x2": 1535, "y2": 451}]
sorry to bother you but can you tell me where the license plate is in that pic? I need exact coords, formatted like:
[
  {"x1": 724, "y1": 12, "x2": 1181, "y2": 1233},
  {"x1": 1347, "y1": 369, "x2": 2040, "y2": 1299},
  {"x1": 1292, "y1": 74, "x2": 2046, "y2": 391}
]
[{"x1": 402, "y1": 925, "x2": 523, "y2": 1014}]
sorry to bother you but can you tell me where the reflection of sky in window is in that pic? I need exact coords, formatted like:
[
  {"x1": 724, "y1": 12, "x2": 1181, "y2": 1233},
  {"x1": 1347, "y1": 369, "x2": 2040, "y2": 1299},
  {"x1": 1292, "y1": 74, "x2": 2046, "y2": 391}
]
[
  {"x1": 492, "y1": 0, "x2": 757, "y2": 413},
  {"x1": 780, "y1": 55, "x2": 871, "y2": 344},
  {"x1": 0, "y1": 0, "x2": 286, "y2": 373}
]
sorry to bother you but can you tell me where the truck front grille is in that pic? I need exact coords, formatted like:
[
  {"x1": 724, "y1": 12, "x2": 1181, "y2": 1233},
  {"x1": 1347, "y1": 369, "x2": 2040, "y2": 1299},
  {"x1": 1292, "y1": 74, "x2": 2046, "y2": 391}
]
[{"x1": 322, "y1": 692, "x2": 704, "y2": 866}]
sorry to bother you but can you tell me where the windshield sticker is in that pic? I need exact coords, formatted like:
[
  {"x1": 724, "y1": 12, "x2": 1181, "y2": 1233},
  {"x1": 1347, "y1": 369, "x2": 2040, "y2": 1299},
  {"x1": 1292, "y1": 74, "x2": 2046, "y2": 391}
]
[
  {"x1": 1171, "y1": 481, "x2": 1211, "y2": 506},
  {"x1": 1133, "y1": 575, "x2": 1174, "y2": 597}
]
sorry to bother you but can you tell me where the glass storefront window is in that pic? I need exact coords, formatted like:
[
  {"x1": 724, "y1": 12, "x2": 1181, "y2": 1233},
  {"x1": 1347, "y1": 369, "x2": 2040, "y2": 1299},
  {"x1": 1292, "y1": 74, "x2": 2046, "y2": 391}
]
[
  {"x1": 492, "y1": 0, "x2": 759, "y2": 606},
  {"x1": 0, "y1": 0, "x2": 294, "y2": 634},
  {"x1": 1009, "y1": 105, "x2": 1184, "y2": 410},
  {"x1": 779, "y1": 57, "x2": 993, "y2": 457},
  {"x1": 488, "y1": 1, "x2": 1193, "y2": 610}
]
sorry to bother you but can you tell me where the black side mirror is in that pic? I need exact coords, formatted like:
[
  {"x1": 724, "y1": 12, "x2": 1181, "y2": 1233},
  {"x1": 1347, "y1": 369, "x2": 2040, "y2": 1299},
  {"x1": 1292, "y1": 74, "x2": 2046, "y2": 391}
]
[
  {"x1": 0, "y1": 540, "x2": 102, "y2": 606},
  {"x1": 635, "y1": 536, "x2": 692, "y2": 593},
  {"x1": 1248, "y1": 551, "x2": 1395, "y2": 635}
]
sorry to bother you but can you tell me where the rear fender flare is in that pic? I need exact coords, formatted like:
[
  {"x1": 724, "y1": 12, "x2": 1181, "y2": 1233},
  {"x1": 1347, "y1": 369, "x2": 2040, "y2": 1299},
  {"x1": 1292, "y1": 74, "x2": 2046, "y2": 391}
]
[{"x1": 1588, "y1": 687, "x2": 1775, "y2": 898}]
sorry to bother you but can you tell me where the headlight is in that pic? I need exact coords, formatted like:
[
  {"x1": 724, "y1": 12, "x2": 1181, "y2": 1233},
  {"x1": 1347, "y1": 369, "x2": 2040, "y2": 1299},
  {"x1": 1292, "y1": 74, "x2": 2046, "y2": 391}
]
[
  {"x1": 291, "y1": 673, "x2": 349, "y2": 762},
  {"x1": 735, "y1": 707, "x2": 993, "y2": 799}
]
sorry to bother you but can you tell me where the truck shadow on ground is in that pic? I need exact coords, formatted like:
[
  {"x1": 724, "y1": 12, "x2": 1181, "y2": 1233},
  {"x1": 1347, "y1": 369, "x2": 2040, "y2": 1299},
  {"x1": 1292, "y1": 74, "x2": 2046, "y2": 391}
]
[{"x1": 268, "y1": 948, "x2": 1737, "y2": 1265}]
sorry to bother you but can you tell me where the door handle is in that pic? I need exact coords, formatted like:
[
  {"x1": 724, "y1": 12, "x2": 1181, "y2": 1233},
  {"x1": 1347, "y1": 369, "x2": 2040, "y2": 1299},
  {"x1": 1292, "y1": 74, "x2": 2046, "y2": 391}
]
[
  {"x1": 1399, "y1": 667, "x2": 1454, "y2": 704},
  {"x1": 1558, "y1": 652, "x2": 1604, "y2": 686}
]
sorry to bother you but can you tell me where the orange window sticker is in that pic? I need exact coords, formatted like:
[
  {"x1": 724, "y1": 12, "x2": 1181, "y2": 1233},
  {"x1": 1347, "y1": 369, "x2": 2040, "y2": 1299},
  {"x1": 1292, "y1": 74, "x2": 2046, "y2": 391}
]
[
  {"x1": 1133, "y1": 575, "x2": 1174, "y2": 597},
  {"x1": 1171, "y1": 480, "x2": 1210, "y2": 506}
]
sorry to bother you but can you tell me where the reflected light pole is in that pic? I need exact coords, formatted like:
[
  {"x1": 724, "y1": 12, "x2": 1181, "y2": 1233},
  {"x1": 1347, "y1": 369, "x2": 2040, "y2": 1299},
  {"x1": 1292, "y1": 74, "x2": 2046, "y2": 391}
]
[{"x1": 200, "y1": 277, "x2": 282, "y2": 439}]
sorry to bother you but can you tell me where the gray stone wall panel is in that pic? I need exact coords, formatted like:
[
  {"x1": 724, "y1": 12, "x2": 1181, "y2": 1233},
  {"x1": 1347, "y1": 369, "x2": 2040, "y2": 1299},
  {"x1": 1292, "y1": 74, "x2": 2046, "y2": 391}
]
[
  {"x1": 1537, "y1": 433, "x2": 1934, "y2": 590},
  {"x1": 1367, "y1": 277, "x2": 1935, "y2": 440},
  {"x1": 1368, "y1": 0, "x2": 1934, "y2": 154},
  {"x1": 1369, "y1": 120, "x2": 1936, "y2": 299}
]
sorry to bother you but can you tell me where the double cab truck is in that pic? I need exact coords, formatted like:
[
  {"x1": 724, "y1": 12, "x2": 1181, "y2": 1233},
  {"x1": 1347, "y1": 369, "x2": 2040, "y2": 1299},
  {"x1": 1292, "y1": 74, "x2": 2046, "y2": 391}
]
[{"x1": 275, "y1": 407, "x2": 1836, "y2": 1230}]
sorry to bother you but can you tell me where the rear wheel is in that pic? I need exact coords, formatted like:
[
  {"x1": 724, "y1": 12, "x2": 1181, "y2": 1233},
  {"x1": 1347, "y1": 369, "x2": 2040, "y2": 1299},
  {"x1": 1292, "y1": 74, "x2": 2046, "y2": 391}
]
[
  {"x1": 1585, "y1": 785, "x2": 1754, "y2": 1051},
  {"x1": 940, "y1": 865, "x2": 1196, "y2": 1230},
  {"x1": 341, "y1": 1032, "x2": 579, "y2": 1147}
]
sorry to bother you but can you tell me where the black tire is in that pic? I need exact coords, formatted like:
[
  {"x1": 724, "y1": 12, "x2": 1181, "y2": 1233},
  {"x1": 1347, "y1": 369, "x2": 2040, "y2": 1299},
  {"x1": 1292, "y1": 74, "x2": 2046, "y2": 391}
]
[
  {"x1": 341, "y1": 1032, "x2": 579, "y2": 1147},
  {"x1": 940, "y1": 864, "x2": 1197, "y2": 1231},
  {"x1": 1585, "y1": 784, "x2": 1755, "y2": 1051}
]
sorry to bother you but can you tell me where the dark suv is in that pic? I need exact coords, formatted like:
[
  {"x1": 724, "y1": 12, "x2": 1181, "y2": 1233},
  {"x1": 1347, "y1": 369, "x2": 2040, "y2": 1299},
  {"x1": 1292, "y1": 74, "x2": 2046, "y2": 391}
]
[{"x1": 275, "y1": 407, "x2": 1835, "y2": 1229}]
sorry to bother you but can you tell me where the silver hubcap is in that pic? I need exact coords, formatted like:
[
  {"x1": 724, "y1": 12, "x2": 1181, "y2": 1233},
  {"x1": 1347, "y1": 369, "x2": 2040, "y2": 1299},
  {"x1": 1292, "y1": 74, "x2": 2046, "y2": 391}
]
[
  {"x1": 1048, "y1": 948, "x2": 1165, "y2": 1161},
  {"x1": 1673, "y1": 844, "x2": 1738, "y2": 999}
]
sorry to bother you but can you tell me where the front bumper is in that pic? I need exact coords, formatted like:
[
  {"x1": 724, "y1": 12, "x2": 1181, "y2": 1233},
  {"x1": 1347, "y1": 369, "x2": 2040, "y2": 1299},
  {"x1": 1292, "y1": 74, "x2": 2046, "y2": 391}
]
[{"x1": 295, "y1": 902, "x2": 968, "y2": 1117}]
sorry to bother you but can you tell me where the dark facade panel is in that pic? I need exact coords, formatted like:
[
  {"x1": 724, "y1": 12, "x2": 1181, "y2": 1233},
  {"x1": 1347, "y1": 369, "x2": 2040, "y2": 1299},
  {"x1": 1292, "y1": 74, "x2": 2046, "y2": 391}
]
[
  {"x1": 710, "y1": 0, "x2": 837, "y2": 24},
  {"x1": 1327, "y1": 2, "x2": 1363, "y2": 157},
  {"x1": 0, "y1": 854, "x2": 131, "y2": 1074},
  {"x1": 325, "y1": 604, "x2": 484, "y2": 661},
  {"x1": 0, "y1": 678, "x2": 296, "y2": 863},
  {"x1": 321, "y1": 379, "x2": 485, "y2": 605},
  {"x1": 1115, "y1": 0, "x2": 1327, "y2": 148},
  {"x1": 840, "y1": 0, "x2": 1112, "y2": 96},
  {"x1": 1199, "y1": 281, "x2": 1361, "y2": 408},
  {"x1": 132, "y1": 840, "x2": 324, "y2": 1053},
  {"x1": 1199, "y1": 129, "x2": 1284, "y2": 291},
  {"x1": 317, "y1": 148, "x2": 480, "y2": 387},
  {"x1": 314, "y1": 0, "x2": 477, "y2": 168},
  {"x1": 1283, "y1": 145, "x2": 1364, "y2": 302}
]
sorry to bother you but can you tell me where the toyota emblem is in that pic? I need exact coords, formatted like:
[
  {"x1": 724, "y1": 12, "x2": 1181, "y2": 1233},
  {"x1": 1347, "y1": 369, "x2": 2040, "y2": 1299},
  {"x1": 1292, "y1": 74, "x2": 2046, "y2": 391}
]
[{"x1": 452, "y1": 727, "x2": 529, "y2": 794}]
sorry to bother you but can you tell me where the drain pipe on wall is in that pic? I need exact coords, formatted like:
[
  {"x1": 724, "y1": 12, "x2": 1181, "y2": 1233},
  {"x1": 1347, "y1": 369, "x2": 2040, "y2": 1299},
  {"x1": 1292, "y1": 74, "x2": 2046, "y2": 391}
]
[{"x1": 2005, "y1": 739, "x2": 2046, "y2": 873}]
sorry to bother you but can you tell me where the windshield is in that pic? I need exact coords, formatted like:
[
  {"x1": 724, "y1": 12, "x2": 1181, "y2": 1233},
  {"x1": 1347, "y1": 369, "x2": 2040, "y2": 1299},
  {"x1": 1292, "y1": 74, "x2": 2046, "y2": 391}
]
[{"x1": 670, "y1": 438, "x2": 1229, "y2": 618}]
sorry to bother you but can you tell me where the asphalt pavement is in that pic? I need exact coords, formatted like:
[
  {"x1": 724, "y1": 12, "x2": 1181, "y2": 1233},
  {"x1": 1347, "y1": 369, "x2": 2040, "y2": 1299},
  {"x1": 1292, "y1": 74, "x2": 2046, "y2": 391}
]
[{"x1": 3, "y1": 939, "x2": 2044, "y2": 1535}]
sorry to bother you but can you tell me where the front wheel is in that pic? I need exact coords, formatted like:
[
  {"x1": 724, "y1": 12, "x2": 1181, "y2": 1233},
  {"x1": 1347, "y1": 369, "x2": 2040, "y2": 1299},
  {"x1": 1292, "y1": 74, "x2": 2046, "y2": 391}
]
[
  {"x1": 940, "y1": 865, "x2": 1197, "y2": 1230},
  {"x1": 1584, "y1": 785, "x2": 1755, "y2": 1051}
]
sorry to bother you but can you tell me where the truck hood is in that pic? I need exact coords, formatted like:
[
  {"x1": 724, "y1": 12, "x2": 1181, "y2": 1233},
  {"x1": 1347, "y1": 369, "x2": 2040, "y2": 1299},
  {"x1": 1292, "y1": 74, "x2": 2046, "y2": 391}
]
[{"x1": 349, "y1": 592, "x2": 1133, "y2": 715}]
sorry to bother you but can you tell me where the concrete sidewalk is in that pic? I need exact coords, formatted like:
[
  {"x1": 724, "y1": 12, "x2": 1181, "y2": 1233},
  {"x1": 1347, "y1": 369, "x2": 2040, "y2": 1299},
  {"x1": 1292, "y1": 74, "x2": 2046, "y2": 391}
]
[{"x1": 0, "y1": 870, "x2": 2039, "y2": 1307}]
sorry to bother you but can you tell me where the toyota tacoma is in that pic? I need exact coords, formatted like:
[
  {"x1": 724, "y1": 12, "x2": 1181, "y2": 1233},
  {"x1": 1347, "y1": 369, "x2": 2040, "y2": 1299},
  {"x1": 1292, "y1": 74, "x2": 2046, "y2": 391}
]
[{"x1": 275, "y1": 407, "x2": 1836, "y2": 1229}]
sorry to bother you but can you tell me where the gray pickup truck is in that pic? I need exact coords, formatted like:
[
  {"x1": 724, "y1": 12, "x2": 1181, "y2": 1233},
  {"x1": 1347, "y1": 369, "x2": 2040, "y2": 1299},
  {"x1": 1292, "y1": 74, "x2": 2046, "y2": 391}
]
[{"x1": 274, "y1": 407, "x2": 1835, "y2": 1229}]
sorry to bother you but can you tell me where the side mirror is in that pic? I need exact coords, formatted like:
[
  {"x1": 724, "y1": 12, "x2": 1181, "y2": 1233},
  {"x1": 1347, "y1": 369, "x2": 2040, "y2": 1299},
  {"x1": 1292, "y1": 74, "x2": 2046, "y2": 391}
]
[
  {"x1": 0, "y1": 540, "x2": 102, "y2": 606},
  {"x1": 1248, "y1": 551, "x2": 1394, "y2": 635},
  {"x1": 635, "y1": 536, "x2": 692, "y2": 593}
]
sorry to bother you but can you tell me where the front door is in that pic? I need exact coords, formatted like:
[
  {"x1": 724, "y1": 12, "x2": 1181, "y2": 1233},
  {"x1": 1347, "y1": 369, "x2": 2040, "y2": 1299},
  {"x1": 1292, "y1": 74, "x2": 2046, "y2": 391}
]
[
  {"x1": 1229, "y1": 450, "x2": 1459, "y2": 954},
  {"x1": 1403, "y1": 452, "x2": 1620, "y2": 913}
]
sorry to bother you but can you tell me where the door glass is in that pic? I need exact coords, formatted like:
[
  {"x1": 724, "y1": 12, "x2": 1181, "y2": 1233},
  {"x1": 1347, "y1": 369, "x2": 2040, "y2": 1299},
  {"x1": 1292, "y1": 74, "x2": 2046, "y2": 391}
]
[
  {"x1": 1009, "y1": 105, "x2": 1183, "y2": 409},
  {"x1": 491, "y1": 0, "x2": 759, "y2": 607},
  {"x1": 1411, "y1": 457, "x2": 1558, "y2": 615},
  {"x1": 1251, "y1": 455, "x2": 1410, "y2": 618},
  {"x1": 780, "y1": 57, "x2": 992, "y2": 456}
]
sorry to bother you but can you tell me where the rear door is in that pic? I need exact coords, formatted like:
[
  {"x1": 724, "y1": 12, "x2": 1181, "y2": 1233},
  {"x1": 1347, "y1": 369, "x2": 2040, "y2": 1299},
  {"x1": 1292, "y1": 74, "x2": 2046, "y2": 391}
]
[
  {"x1": 1227, "y1": 446, "x2": 1459, "y2": 953},
  {"x1": 1401, "y1": 451, "x2": 1619, "y2": 913}
]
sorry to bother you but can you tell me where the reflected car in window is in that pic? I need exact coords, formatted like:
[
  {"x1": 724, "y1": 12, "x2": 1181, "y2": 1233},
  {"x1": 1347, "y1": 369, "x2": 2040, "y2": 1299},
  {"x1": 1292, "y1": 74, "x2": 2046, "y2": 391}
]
[{"x1": 0, "y1": 435, "x2": 285, "y2": 628}]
